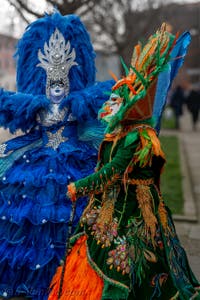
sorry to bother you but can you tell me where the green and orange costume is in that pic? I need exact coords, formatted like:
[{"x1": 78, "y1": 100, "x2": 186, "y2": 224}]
[{"x1": 49, "y1": 24, "x2": 200, "y2": 299}]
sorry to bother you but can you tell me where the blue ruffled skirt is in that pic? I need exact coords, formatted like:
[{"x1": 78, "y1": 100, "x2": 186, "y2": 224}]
[{"x1": 0, "y1": 133, "x2": 96, "y2": 299}]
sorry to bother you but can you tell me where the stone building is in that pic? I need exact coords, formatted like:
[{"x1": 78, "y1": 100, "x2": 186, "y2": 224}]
[
  {"x1": 0, "y1": 33, "x2": 17, "y2": 91},
  {"x1": 0, "y1": 34, "x2": 18, "y2": 141}
]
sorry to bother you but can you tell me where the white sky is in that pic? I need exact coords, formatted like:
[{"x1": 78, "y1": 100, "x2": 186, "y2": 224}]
[
  {"x1": 0, "y1": 0, "x2": 47, "y2": 37},
  {"x1": 0, "y1": 0, "x2": 199, "y2": 37}
]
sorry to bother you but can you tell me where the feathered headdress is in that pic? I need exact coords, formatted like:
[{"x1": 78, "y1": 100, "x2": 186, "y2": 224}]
[
  {"x1": 37, "y1": 28, "x2": 78, "y2": 97},
  {"x1": 102, "y1": 23, "x2": 191, "y2": 134},
  {"x1": 14, "y1": 11, "x2": 96, "y2": 95}
]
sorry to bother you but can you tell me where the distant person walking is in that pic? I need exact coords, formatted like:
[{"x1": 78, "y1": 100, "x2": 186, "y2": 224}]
[
  {"x1": 170, "y1": 85, "x2": 185, "y2": 129},
  {"x1": 185, "y1": 88, "x2": 200, "y2": 131}
]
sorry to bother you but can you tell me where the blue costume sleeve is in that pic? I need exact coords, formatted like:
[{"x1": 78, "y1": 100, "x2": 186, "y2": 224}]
[
  {"x1": 65, "y1": 80, "x2": 114, "y2": 148},
  {"x1": 60, "y1": 80, "x2": 114, "y2": 121},
  {"x1": 0, "y1": 89, "x2": 50, "y2": 133}
]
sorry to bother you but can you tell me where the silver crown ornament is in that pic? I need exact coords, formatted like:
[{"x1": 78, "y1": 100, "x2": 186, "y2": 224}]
[{"x1": 37, "y1": 28, "x2": 78, "y2": 98}]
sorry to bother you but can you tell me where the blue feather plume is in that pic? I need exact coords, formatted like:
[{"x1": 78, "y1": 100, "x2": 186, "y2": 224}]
[
  {"x1": 14, "y1": 12, "x2": 96, "y2": 96},
  {"x1": 78, "y1": 120, "x2": 106, "y2": 150},
  {"x1": 0, "y1": 88, "x2": 49, "y2": 133},
  {"x1": 153, "y1": 31, "x2": 191, "y2": 133},
  {"x1": 0, "y1": 11, "x2": 114, "y2": 134},
  {"x1": 61, "y1": 80, "x2": 114, "y2": 121}
]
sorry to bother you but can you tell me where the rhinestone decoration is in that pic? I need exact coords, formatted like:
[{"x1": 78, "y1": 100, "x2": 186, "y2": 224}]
[
  {"x1": 37, "y1": 104, "x2": 68, "y2": 127},
  {"x1": 107, "y1": 236, "x2": 130, "y2": 275},
  {"x1": 81, "y1": 206, "x2": 119, "y2": 248},
  {"x1": 37, "y1": 28, "x2": 78, "y2": 98},
  {"x1": 0, "y1": 143, "x2": 7, "y2": 157},
  {"x1": 46, "y1": 126, "x2": 68, "y2": 150},
  {"x1": 35, "y1": 264, "x2": 40, "y2": 269}
]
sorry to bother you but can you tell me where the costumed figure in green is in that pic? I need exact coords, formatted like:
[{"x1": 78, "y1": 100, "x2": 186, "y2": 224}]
[{"x1": 49, "y1": 24, "x2": 200, "y2": 300}]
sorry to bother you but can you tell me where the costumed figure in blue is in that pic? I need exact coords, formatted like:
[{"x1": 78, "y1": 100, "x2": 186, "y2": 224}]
[{"x1": 0, "y1": 11, "x2": 113, "y2": 299}]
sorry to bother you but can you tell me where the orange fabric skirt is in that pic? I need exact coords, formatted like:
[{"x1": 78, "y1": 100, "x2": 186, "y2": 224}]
[{"x1": 48, "y1": 235, "x2": 104, "y2": 300}]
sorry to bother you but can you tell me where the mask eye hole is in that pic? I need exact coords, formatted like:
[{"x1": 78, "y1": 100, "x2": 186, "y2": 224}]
[
  {"x1": 111, "y1": 97, "x2": 123, "y2": 105},
  {"x1": 110, "y1": 93, "x2": 123, "y2": 103},
  {"x1": 50, "y1": 80, "x2": 64, "y2": 88},
  {"x1": 110, "y1": 95, "x2": 118, "y2": 101}
]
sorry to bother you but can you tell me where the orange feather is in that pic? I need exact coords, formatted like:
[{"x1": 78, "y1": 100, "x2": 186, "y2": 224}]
[{"x1": 48, "y1": 235, "x2": 103, "y2": 300}]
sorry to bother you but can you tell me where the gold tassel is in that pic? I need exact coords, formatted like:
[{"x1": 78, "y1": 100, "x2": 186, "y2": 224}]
[
  {"x1": 96, "y1": 196, "x2": 115, "y2": 232},
  {"x1": 136, "y1": 184, "x2": 157, "y2": 247},
  {"x1": 158, "y1": 200, "x2": 168, "y2": 230},
  {"x1": 81, "y1": 195, "x2": 95, "y2": 224},
  {"x1": 96, "y1": 186, "x2": 119, "y2": 232}
]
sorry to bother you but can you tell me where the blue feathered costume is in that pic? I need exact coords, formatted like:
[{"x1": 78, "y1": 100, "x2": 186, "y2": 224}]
[{"x1": 0, "y1": 12, "x2": 113, "y2": 299}]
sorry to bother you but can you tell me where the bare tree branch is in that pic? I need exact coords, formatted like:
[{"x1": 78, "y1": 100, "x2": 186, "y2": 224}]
[
  {"x1": 8, "y1": 0, "x2": 97, "y2": 21},
  {"x1": 83, "y1": 0, "x2": 166, "y2": 74},
  {"x1": 7, "y1": 0, "x2": 30, "y2": 23},
  {"x1": 8, "y1": 0, "x2": 172, "y2": 73},
  {"x1": 9, "y1": 0, "x2": 43, "y2": 18}
]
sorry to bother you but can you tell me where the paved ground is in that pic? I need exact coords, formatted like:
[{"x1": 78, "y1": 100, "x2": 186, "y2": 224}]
[
  {"x1": 161, "y1": 109, "x2": 200, "y2": 280},
  {"x1": 0, "y1": 110, "x2": 199, "y2": 299}
]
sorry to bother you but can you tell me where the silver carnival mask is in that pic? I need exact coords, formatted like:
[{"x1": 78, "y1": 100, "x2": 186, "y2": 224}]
[{"x1": 37, "y1": 28, "x2": 78, "y2": 98}]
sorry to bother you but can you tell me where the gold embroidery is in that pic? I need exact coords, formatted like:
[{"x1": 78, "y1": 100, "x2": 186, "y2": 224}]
[
  {"x1": 170, "y1": 291, "x2": 179, "y2": 300},
  {"x1": 127, "y1": 178, "x2": 154, "y2": 185},
  {"x1": 143, "y1": 249, "x2": 157, "y2": 263}
]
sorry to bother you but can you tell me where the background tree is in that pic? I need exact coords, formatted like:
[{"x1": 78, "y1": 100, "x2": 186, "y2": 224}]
[
  {"x1": 85, "y1": 0, "x2": 167, "y2": 69},
  {"x1": 7, "y1": 0, "x2": 100, "y2": 23},
  {"x1": 7, "y1": 0, "x2": 167, "y2": 70}
]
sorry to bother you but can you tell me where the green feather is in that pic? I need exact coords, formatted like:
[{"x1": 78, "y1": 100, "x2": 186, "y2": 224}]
[
  {"x1": 140, "y1": 129, "x2": 151, "y2": 140},
  {"x1": 120, "y1": 56, "x2": 129, "y2": 75},
  {"x1": 130, "y1": 66, "x2": 148, "y2": 88},
  {"x1": 124, "y1": 130, "x2": 139, "y2": 148}
]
